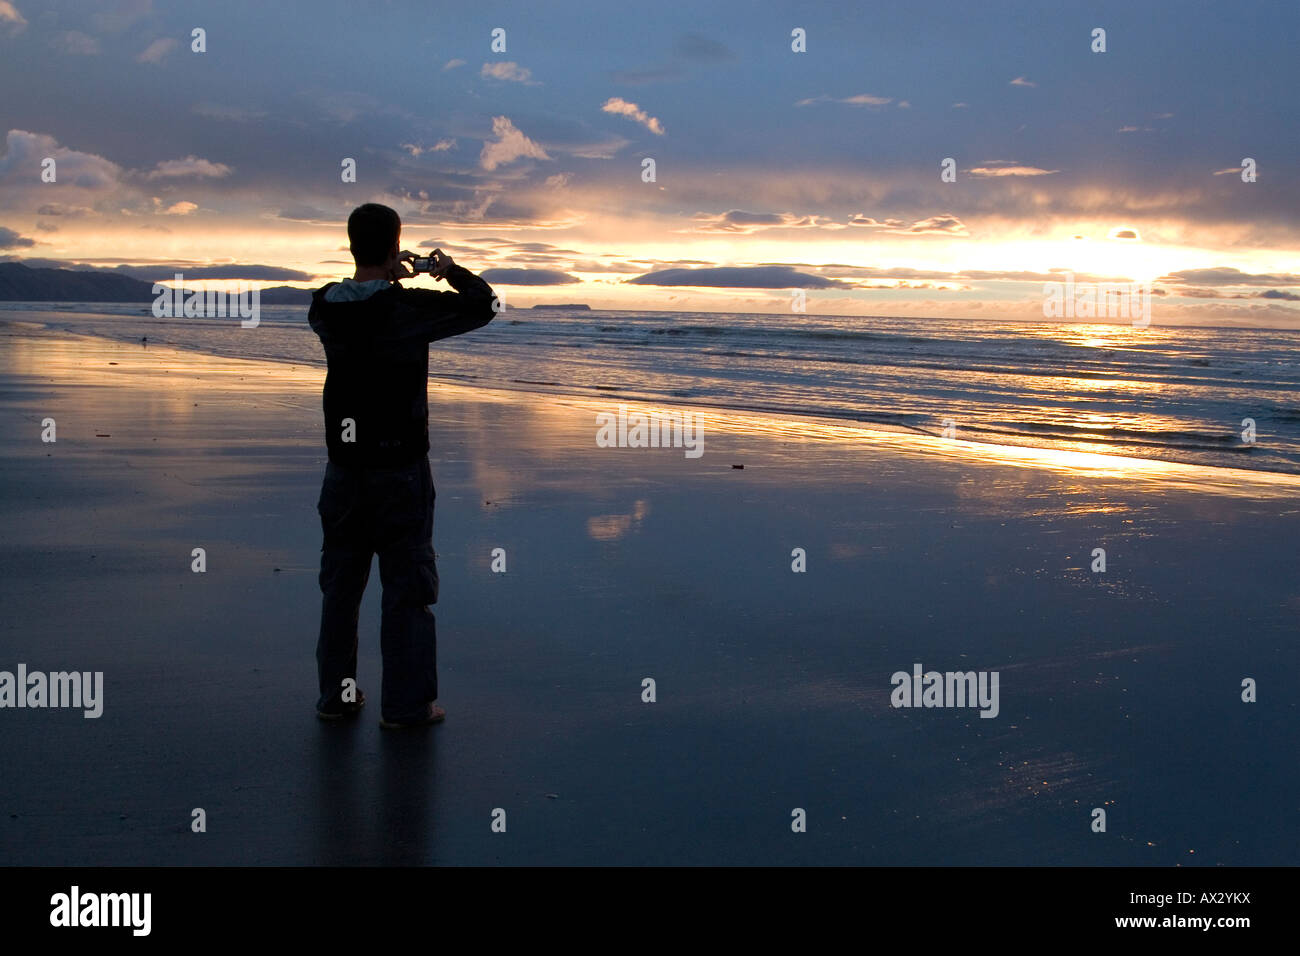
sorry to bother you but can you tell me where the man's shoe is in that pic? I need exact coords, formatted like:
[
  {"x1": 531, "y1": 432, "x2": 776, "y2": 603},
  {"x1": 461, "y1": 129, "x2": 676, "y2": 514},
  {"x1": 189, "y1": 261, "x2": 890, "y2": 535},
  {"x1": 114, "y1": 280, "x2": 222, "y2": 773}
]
[
  {"x1": 379, "y1": 702, "x2": 446, "y2": 729},
  {"x1": 317, "y1": 689, "x2": 366, "y2": 720}
]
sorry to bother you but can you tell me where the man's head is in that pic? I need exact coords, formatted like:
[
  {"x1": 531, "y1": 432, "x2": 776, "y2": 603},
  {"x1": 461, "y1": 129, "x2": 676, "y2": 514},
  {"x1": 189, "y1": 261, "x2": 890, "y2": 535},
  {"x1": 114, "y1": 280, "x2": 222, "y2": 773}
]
[{"x1": 347, "y1": 203, "x2": 401, "y2": 268}]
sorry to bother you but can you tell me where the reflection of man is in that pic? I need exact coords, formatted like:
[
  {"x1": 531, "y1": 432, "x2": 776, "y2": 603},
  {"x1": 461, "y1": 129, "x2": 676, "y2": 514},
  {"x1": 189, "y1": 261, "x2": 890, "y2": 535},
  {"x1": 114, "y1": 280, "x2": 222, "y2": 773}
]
[{"x1": 307, "y1": 203, "x2": 496, "y2": 727}]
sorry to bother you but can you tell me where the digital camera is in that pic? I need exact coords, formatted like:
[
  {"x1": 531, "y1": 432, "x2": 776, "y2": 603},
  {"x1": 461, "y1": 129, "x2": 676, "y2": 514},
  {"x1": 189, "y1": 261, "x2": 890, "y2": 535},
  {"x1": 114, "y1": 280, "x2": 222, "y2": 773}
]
[{"x1": 408, "y1": 252, "x2": 442, "y2": 275}]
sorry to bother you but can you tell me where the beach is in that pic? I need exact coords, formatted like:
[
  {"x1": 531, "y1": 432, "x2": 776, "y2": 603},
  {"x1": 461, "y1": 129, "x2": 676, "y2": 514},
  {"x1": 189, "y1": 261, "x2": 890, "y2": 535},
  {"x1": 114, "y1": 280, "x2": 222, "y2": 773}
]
[{"x1": 0, "y1": 321, "x2": 1296, "y2": 866}]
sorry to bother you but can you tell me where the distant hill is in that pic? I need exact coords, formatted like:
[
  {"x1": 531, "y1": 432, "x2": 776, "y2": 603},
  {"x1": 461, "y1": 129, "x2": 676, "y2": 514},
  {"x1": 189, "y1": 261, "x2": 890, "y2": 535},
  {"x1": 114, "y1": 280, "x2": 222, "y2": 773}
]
[
  {"x1": 530, "y1": 303, "x2": 590, "y2": 310},
  {"x1": 0, "y1": 263, "x2": 317, "y2": 304},
  {"x1": 257, "y1": 285, "x2": 314, "y2": 304},
  {"x1": 0, "y1": 262, "x2": 157, "y2": 302}
]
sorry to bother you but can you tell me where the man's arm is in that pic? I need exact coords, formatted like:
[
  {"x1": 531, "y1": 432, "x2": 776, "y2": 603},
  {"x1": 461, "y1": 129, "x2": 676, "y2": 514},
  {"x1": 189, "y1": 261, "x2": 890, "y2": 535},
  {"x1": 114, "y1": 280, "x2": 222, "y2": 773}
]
[{"x1": 397, "y1": 252, "x2": 497, "y2": 342}]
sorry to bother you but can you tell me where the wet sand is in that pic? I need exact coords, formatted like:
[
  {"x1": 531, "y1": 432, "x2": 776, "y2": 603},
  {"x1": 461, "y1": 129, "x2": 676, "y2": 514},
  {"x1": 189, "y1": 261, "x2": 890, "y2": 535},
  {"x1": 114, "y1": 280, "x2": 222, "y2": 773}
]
[{"x1": 0, "y1": 323, "x2": 1296, "y2": 865}]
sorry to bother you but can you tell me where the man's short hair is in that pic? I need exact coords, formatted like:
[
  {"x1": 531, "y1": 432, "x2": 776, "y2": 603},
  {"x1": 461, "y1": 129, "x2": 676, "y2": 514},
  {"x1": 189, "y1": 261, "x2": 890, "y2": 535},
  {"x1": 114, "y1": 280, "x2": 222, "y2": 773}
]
[{"x1": 347, "y1": 203, "x2": 401, "y2": 267}]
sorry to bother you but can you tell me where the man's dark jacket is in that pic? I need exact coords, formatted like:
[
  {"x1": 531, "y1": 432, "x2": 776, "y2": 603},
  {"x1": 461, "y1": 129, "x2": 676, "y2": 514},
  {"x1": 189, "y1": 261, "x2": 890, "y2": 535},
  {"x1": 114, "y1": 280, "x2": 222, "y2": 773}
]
[{"x1": 308, "y1": 266, "x2": 495, "y2": 468}]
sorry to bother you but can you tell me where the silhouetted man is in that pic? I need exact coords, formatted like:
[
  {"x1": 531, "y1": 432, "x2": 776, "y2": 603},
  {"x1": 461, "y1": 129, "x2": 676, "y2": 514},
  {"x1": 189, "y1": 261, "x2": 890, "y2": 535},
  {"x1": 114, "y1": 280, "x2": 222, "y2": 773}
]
[{"x1": 308, "y1": 203, "x2": 496, "y2": 727}]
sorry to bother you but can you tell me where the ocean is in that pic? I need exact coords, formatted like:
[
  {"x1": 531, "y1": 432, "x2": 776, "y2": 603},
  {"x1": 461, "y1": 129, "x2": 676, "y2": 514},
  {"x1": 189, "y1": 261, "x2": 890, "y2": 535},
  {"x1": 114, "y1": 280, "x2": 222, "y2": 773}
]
[{"x1": 5, "y1": 301, "x2": 1300, "y2": 474}]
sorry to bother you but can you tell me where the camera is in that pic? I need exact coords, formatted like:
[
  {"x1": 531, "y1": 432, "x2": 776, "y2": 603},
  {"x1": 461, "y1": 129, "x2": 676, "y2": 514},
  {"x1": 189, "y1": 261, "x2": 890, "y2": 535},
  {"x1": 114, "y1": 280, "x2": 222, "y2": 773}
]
[{"x1": 407, "y1": 251, "x2": 444, "y2": 275}]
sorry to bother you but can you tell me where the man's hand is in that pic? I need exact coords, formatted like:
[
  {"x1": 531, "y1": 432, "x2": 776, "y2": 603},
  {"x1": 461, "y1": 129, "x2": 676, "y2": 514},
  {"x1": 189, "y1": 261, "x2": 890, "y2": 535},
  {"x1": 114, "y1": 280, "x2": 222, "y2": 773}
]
[
  {"x1": 389, "y1": 250, "x2": 415, "y2": 282},
  {"x1": 428, "y1": 248, "x2": 456, "y2": 281}
]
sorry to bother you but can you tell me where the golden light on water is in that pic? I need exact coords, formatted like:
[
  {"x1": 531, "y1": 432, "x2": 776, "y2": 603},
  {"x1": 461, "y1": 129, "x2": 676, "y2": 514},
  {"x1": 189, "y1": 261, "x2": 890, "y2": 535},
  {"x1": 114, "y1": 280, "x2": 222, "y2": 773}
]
[{"x1": 12, "y1": 327, "x2": 1299, "y2": 504}]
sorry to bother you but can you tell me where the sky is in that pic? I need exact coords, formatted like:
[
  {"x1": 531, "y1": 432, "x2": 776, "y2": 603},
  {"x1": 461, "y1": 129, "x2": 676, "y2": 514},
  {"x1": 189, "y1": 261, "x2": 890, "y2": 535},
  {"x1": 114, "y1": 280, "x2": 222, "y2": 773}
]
[{"x1": 0, "y1": 0, "x2": 1298, "y2": 325}]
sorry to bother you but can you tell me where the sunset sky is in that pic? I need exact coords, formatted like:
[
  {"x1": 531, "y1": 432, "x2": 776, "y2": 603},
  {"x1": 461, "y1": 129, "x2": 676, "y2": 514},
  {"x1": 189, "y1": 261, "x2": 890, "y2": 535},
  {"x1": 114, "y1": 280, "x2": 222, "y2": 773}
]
[{"x1": 1, "y1": 0, "x2": 1297, "y2": 325}]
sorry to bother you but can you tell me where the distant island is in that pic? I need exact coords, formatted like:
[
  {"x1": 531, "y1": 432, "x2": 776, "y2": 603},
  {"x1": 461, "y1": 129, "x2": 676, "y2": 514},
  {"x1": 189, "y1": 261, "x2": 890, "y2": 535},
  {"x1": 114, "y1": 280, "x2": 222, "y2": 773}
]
[{"x1": 530, "y1": 303, "x2": 590, "y2": 310}]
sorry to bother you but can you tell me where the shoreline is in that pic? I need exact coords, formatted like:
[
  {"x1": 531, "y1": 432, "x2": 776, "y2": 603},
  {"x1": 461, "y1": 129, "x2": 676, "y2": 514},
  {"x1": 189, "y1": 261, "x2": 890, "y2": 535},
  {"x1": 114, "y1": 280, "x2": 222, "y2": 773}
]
[{"x1": 2, "y1": 299, "x2": 1296, "y2": 334}]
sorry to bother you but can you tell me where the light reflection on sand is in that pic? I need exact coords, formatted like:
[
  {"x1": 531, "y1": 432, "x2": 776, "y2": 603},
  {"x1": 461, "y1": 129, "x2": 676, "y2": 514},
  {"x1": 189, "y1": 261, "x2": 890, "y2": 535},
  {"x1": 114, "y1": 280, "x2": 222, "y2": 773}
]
[
  {"x1": 517, "y1": 390, "x2": 1300, "y2": 501},
  {"x1": 586, "y1": 500, "x2": 650, "y2": 541}
]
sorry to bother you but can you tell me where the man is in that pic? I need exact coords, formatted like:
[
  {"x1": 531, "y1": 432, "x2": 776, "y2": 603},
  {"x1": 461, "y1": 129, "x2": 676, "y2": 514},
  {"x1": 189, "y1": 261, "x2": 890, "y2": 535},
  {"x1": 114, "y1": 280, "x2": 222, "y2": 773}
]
[{"x1": 308, "y1": 203, "x2": 496, "y2": 727}]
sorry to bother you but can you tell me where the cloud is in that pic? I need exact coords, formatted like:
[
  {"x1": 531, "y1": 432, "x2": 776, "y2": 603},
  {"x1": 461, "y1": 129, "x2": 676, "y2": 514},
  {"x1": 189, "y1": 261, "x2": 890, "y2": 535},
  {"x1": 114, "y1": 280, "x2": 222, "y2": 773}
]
[
  {"x1": 1010, "y1": 76, "x2": 1036, "y2": 87},
  {"x1": 402, "y1": 139, "x2": 456, "y2": 157},
  {"x1": 506, "y1": 242, "x2": 584, "y2": 254},
  {"x1": 462, "y1": 111, "x2": 633, "y2": 165},
  {"x1": 689, "y1": 209, "x2": 834, "y2": 233},
  {"x1": 727, "y1": 264, "x2": 1141, "y2": 286},
  {"x1": 842, "y1": 93, "x2": 894, "y2": 106},
  {"x1": 908, "y1": 215, "x2": 968, "y2": 235},
  {"x1": 0, "y1": 1, "x2": 26, "y2": 34},
  {"x1": 968, "y1": 164, "x2": 1059, "y2": 177},
  {"x1": 1212, "y1": 167, "x2": 1242, "y2": 176},
  {"x1": 158, "y1": 200, "x2": 197, "y2": 215},
  {"x1": 568, "y1": 137, "x2": 630, "y2": 158},
  {"x1": 0, "y1": 130, "x2": 122, "y2": 197},
  {"x1": 545, "y1": 173, "x2": 570, "y2": 188},
  {"x1": 704, "y1": 211, "x2": 782, "y2": 226},
  {"x1": 628, "y1": 266, "x2": 852, "y2": 289},
  {"x1": 1169, "y1": 285, "x2": 1300, "y2": 302},
  {"x1": 796, "y1": 93, "x2": 893, "y2": 108},
  {"x1": 134, "y1": 264, "x2": 314, "y2": 281},
  {"x1": 848, "y1": 216, "x2": 908, "y2": 229},
  {"x1": 481, "y1": 61, "x2": 537, "y2": 84},
  {"x1": 847, "y1": 213, "x2": 969, "y2": 235},
  {"x1": 136, "y1": 37, "x2": 177, "y2": 64},
  {"x1": 1159, "y1": 268, "x2": 1300, "y2": 287},
  {"x1": 673, "y1": 33, "x2": 735, "y2": 61},
  {"x1": 52, "y1": 31, "x2": 100, "y2": 55},
  {"x1": 443, "y1": 59, "x2": 465, "y2": 70},
  {"x1": 37, "y1": 202, "x2": 95, "y2": 217},
  {"x1": 12, "y1": 259, "x2": 315, "y2": 282},
  {"x1": 600, "y1": 97, "x2": 665, "y2": 135},
  {"x1": 480, "y1": 268, "x2": 578, "y2": 285},
  {"x1": 0, "y1": 226, "x2": 36, "y2": 248},
  {"x1": 479, "y1": 116, "x2": 550, "y2": 170},
  {"x1": 1110, "y1": 228, "x2": 1139, "y2": 240},
  {"x1": 146, "y1": 156, "x2": 232, "y2": 179}
]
